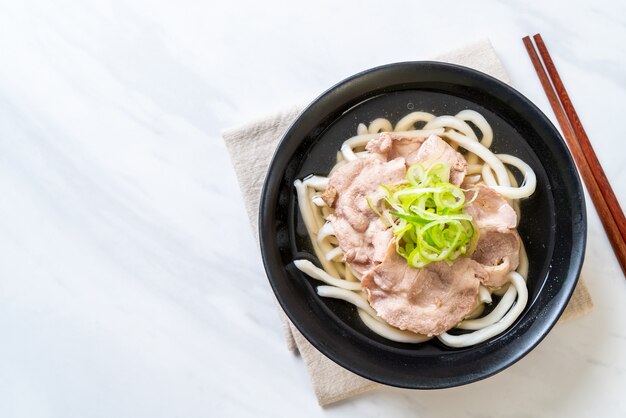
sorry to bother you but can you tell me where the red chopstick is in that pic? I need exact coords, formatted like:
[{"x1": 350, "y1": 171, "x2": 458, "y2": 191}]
[
  {"x1": 523, "y1": 35, "x2": 626, "y2": 277},
  {"x1": 533, "y1": 34, "x2": 626, "y2": 244}
]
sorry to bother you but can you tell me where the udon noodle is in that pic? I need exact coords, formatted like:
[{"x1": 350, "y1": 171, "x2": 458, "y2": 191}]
[{"x1": 293, "y1": 109, "x2": 536, "y2": 348}]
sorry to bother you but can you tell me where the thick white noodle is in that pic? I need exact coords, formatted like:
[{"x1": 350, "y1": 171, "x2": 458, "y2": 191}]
[
  {"x1": 489, "y1": 154, "x2": 537, "y2": 199},
  {"x1": 479, "y1": 285, "x2": 492, "y2": 304},
  {"x1": 357, "y1": 123, "x2": 368, "y2": 136},
  {"x1": 464, "y1": 174, "x2": 481, "y2": 184},
  {"x1": 482, "y1": 165, "x2": 498, "y2": 188},
  {"x1": 294, "y1": 180, "x2": 339, "y2": 276},
  {"x1": 324, "y1": 247, "x2": 343, "y2": 261},
  {"x1": 466, "y1": 303, "x2": 486, "y2": 320},
  {"x1": 455, "y1": 109, "x2": 493, "y2": 148},
  {"x1": 457, "y1": 283, "x2": 517, "y2": 330},
  {"x1": 347, "y1": 264, "x2": 363, "y2": 281},
  {"x1": 303, "y1": 175, "x2": 328, "y2": 191},
  {"x1": 467, "y1": 164, "x2": 484, "y2": 175},
  {"x1": 437, "y1": 272, "x2": 528, "y2": 347},
  {"x1": 517, "y1": 240, "x2": 529, "y2": 280},
  {"x1": 507, "y1": 167, "x2": 522, "y2": 219},
  {"x1": 484, "y1": 164, "x2": 522, "y2": 216},
  {"x1": 394, "y1": 112, "x2": 435, "y2": 131},
  {"x1": 317, "y1": 222, "x2": 335, "y2": 243},
  {"x1": 368, "y1": 118, "x2": 393, "y2": 133},
  {"x1": 344, "y1": 266, "x2": 357, "y2": 282},
  {"x1": 491, "y1": 283, "x2": 510, "y2": 298},
  {"x1": 312, "y1": 195, "x2": 326, "y2": 207},
  {"x1": 333, "y1": 261, "x2": 347, "y2": 279},
  {"x1": 357, "y1": 309, "x2": 431, "y2": 343},
  {"x1": 443, "y1": 130, "x2": 512, "y2": 187},
  {"x1": 424, "y1": 115, "x2": 478, "y2": 139},
  {"x1": 340, "y1": 128, "x2": 445, "y2": 161},
  {"x1": 306, "y1": 188, "x2": 323, "y2": 231},
  {"x1": 294, "y1": 179, "x2": 320, "y2": 241},
  {"x1": 316, "y1": 285, "x2": 378, "y2": 315},
  {"x1": 294, "y1": 260, "x2": 362, "y2": 291},
  {"x1": 507, "y1": 166, "x2": 519, "y2": 187}
]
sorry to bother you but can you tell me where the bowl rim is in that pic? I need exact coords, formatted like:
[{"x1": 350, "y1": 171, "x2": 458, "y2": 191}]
[{"x1": 259, "y1": 60, "x2": 586, "y2": 389}]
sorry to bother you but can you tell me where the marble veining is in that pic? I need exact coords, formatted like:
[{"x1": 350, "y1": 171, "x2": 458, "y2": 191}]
[{"x1": 0, "y1": 0, "x2": 624, "y2": 417}]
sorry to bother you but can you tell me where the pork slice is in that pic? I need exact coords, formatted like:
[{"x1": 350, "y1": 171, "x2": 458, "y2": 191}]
[
  {"x1": 361, "y1": 243, "x2": 486, "y2": 336},
  {"x1": 366, "y1": 132, "x2": 425, "y2": 165},
  {"x1": 324, "y1": 157, "x2": 406, "y2": 274},
  {"x1": 465, "y1": 184, "x2": 517, "y2": 231},
  {"x1": 414, "y1": 135, "x2": 467, "y2": 186},
  {"x1": 330, "y1": 216, "x2": 393, "y2": 272},
  {"x1": 471, "y1": 229, "x2": 521, "y2": 288}
]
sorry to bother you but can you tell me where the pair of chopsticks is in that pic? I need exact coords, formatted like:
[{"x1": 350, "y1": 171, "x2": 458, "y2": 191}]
[{"x1": 523, "y1": 34, "x2": 626, "y2": 277}]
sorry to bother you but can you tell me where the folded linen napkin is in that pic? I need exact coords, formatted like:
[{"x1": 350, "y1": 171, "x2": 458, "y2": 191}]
[{"x1": 222, "y1": 39, "x2": 594, "y2": 406}]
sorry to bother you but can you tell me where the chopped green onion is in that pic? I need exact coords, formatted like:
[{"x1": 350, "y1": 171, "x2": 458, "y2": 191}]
[{"x1": 379, "y1": 163, "x2": 478, "y2": 268}]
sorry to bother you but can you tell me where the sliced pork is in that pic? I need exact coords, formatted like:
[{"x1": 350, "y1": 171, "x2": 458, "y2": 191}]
[
  {"x1": 330, "y1": 217, "x2": 392, "y2": 269},
  {"x1": 366, "y1": 132, "x2": 425, "y2": 166},
  {"x1": 366, "y1": 133, "x2": 467, "y2": 186},
  {"x1": 472, "y1": 229, "x2": 521, "y2": 288},
  {"x1": 464, "y1": 184, "x2": 520, "y2": 287},
  {"x1": 414, "y1": 135, "x2": 467, "y2": 186},
  {"x1": 361, "y1": 243, "x2": 487, "y2": 336},
  {"x1": 465, "y1": 183, "x2": 517, "y2": 231},
  {"x1": 322, "y1": 157, "x2": 406, "y2": 274}
]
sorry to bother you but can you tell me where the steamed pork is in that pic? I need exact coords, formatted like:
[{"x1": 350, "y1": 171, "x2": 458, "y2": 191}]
[
  {"x1": 322, "y1": 157, "x2": 405, "y2": 274},
  {"x1": 366, "y1": 132, "x2": 425, "y2": 165},
  {"x1": 362, "y1": 243, "x2": 487, "y2": 336},
  {"x1": 414, "y1": 135, "x2": 467, "y2": 186},
  {"x1": 465, "y1": 183, "x2": 517, "y2": 231},
  {"x1": 465, "y1": 183, "x2": 521, "y2": 287},
  {"x1": 472, "y1": 229, "x2": 521, "y2": 288},
  {"x1": 367, "y1": 134, "x2": 467, "y2": 186}
]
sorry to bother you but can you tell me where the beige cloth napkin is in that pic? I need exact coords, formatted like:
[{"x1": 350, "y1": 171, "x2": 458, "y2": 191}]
[{"x1": 222, "y1": 39, "x2": 594, "y2": 406}]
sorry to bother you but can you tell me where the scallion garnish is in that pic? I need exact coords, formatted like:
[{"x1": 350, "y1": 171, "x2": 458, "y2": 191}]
[{"x1": 378, "y1": 162, "x2": 478, "y2": 268}]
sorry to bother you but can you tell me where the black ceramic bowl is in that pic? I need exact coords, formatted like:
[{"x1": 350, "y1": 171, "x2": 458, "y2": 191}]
[{"x1": 259, "y1": 62, "x2": 586, "y2": 389}]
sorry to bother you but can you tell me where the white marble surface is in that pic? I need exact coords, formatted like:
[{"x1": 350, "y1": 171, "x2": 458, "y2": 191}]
[{"x1": 0, "y1": 0, "x2": 625, "y2": 416}]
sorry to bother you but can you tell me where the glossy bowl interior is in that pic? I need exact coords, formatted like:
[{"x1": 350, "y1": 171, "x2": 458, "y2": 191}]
[{"x1": 259, "y1": 62, "x2": 586, "y2": 389}]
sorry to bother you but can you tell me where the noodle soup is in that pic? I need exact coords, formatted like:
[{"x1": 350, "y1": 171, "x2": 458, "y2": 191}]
[{"x1": 293, "y1": 107, "x2": 535, "y2": 347}]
